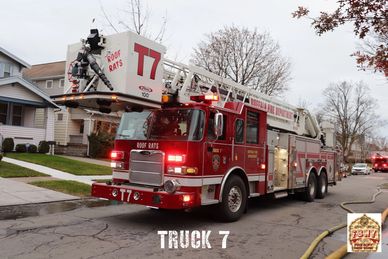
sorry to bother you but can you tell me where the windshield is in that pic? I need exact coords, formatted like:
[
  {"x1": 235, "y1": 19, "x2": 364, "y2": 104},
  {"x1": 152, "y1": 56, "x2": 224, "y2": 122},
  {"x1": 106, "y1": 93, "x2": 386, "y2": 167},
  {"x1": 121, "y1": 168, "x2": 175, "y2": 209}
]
[
  {"x1": 354, "y1": 163, "x2": 367, "y2": 168},
  {"x1": 116, "y1": 109, "x2": 205, "y2": 141}
]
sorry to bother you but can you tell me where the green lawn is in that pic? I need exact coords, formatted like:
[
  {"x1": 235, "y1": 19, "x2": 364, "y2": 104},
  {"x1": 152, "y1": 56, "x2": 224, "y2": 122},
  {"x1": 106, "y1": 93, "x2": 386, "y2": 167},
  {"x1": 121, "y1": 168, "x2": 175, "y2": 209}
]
[
  {"x1": 6, "y1": 153, "x2": 111, "y2": 176},
  {"x1": 30, "y1": 180, "x2": 91, "y2": 197},
  {"x1": 0, "y1": 161, "x2": 48, "y2": 178}
]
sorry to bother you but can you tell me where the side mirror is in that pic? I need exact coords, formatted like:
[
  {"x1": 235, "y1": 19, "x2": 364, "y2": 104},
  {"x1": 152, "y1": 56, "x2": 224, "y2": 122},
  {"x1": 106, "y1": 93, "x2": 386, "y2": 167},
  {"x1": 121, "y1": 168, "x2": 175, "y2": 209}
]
[{"x1": 214, "y1": 112, "x2": 223, "y2": 137}]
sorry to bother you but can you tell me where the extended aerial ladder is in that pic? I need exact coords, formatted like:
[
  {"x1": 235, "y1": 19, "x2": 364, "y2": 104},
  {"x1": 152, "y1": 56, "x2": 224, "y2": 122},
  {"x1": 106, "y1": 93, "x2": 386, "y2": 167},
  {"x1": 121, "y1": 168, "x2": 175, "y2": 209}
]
[{"x1": 52, "y1": 29, "x2": 324, "y2": 142}]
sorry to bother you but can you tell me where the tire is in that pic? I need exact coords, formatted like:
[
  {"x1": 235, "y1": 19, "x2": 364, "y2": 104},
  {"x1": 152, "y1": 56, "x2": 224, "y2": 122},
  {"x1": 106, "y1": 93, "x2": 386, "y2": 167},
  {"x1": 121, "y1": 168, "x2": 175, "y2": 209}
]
[
  {"x1": 304, "y1": 173, "x2": 317, "y2": 202},
  {"x1": 316, "y1": 172, "x2": 328, "y2": 199},
  {"x1": 217, "y1": 175, "x2": 247, "y2": 222}
]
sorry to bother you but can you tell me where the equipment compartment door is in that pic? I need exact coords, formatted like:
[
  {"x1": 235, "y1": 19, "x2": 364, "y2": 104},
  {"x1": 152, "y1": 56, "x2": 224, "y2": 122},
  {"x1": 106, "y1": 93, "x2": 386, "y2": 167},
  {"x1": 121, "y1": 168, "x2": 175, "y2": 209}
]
[{"x1": 273, "y1": 147, "x2": 288, "y2": 189}]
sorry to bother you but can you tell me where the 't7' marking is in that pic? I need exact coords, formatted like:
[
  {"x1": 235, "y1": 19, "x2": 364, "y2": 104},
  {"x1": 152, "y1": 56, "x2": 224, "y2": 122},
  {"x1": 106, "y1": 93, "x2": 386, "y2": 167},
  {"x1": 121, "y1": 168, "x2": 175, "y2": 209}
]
[
  {"x1": 120, "y1": 189, "x2": 132, "y2": 202},
  {"x1": 134, "y1": 43, "x2": 161, "y2": 80}
]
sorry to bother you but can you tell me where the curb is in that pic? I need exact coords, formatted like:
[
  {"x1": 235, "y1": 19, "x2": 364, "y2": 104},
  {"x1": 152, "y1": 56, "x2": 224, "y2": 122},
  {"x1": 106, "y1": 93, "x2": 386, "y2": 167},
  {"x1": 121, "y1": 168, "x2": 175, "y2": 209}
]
[{"x1": 0, "y1": 198, "x2": 122, "y2": 220}]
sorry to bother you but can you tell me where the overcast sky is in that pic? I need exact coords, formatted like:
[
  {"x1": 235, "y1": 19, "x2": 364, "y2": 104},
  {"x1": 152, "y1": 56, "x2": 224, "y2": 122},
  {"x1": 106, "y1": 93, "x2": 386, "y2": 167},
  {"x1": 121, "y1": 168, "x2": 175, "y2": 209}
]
[{"x1": 1, "y1": 0, "x2": 387, "y2": 136}]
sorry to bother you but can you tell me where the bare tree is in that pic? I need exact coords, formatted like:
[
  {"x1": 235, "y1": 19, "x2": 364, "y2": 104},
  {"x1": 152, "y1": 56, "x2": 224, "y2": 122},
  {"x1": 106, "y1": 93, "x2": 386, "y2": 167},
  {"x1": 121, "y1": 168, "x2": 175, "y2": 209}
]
[
  {"x1": 100, "y1": 0, "x2": 167, "y2": 42},
  {"x1": 321, "y1": 81, "x2": 383, "y2": 161},
  {"x1": 371, "y1": 136, "x2": 388, "y2": 151},
  {"x1": 191, "y1": 26, "x2": 291, "y2": 96}
]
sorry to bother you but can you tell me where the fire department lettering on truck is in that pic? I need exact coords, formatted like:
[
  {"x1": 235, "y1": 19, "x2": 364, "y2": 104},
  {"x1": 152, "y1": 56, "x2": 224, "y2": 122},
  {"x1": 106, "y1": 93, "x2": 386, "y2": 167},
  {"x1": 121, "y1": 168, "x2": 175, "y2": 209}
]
[
  {"x1": 136, "y1": 142, "x2": 159, "y2": 149},
  {"x1": 250, "y1": 97, "x2": 293, "y2": 120}
]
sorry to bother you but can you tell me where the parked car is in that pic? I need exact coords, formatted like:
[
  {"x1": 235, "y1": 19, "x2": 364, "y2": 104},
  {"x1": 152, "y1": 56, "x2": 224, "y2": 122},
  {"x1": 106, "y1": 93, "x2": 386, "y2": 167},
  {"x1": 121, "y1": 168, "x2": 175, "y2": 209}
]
[{"x1": 351, "y1": 163, "x2": 371, "y2": 175}]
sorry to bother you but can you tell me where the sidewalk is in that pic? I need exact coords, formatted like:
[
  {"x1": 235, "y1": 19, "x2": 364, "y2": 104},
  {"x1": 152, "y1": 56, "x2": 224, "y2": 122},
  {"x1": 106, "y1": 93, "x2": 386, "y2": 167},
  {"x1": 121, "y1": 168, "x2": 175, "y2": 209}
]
[
  {"x1": 58, "y1": 155, "x2": 110, "y2": 167},
  {"x1": 0, "y1": 177, "x2": 78, "y2": 207},
  {"x1": 2, "y1": 157, "x2": 111, "y2": 185}
]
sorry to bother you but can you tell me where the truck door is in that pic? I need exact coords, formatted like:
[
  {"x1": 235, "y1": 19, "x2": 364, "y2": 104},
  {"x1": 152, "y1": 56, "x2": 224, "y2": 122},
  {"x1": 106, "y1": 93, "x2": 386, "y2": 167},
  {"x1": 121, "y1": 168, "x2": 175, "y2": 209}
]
[
  {"x1": 203, "y1": 112, "x2": 231, "y2": 180},
  {"x1": 233, "y1": 118, "x2": 245, "y2": 170},
  {"x1": 244, "y1": 110, "x2": 261, "y2": 175}
]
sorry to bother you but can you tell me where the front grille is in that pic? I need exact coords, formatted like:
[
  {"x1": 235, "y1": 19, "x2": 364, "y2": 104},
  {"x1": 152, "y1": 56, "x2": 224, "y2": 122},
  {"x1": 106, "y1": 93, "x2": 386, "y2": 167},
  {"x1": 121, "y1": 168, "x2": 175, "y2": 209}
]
[{"x1": 129, "y1": 150, "x2": 164, "y2": 186}]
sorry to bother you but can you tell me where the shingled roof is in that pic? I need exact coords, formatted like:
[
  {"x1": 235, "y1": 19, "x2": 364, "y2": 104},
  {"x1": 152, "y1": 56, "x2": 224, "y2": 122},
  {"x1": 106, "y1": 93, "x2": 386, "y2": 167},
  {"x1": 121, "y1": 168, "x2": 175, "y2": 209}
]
[{"x1": 23, "y1": 61, "x2": 65, "y2": 80}]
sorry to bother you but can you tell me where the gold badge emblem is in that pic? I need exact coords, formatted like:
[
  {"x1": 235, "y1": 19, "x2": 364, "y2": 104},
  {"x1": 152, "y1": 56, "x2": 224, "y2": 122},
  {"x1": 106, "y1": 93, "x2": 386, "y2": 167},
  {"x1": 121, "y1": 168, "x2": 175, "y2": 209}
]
[
  {"x1": 348, "y1": 214, "x2": 381, "y2": 252},
  {"x1": 212, "y1": 155, "x2": 220, "y2": 171}
]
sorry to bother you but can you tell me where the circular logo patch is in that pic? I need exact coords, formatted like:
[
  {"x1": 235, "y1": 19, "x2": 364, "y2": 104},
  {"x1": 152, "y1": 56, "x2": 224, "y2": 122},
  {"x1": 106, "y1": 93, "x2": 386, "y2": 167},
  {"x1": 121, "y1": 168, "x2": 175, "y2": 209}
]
[{"x1": 212, "y1": 155, "x2": 221, "y2": 171}]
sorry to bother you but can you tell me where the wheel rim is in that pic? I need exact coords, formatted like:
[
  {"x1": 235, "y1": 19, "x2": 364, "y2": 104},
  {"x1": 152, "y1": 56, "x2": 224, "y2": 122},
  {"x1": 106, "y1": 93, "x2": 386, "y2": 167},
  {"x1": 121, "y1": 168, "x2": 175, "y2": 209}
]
[
  {"x1": 228, "y1": 186, "x2": 242, "y2": 213},
  {"x1": 321, "y1": 177, "x2": 326, "y2": 194},
  {"x1": 309, "y1": 180, "x2": 315, "y2": 197}
]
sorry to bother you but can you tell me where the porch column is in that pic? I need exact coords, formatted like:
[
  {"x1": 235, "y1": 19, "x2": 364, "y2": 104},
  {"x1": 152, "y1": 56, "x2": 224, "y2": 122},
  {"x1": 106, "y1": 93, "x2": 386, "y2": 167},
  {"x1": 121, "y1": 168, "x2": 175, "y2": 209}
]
[
  {"x1": 45, "y1": 107, "x2": 55, "y2": 142},
  {"x1": 83, "y1": 117, "x2": 95, "y2": 144}
]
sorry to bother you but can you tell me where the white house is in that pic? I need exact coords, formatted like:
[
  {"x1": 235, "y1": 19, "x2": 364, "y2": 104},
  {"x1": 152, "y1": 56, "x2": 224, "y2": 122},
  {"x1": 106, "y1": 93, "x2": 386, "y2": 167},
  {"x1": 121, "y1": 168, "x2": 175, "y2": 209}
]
[
  {"x1": 23, "y1": 61, "x2": 120, "y2": 156},
  {"x1": 0, "y1": 46, "x2": 58, "y2": 148}
]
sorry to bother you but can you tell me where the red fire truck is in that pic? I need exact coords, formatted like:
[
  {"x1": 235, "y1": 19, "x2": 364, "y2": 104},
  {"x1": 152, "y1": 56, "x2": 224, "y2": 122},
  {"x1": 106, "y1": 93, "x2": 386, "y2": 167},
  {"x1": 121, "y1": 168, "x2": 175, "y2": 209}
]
[
  {"x1": 371, "y1": 153, "x2": 388, "y2": 172},
  {"x1": 53, "y1": 29, "x2": 339, "y2": 221}
]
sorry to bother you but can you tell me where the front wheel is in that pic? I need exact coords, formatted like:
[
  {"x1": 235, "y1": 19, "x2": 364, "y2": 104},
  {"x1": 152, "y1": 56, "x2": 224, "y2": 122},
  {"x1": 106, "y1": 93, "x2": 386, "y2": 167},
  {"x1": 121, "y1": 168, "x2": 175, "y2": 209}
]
[
  {"x1": 304, "y1": 173, "x2": 317, "y2": 202},
  {"x1": 217, "y1": 175, "x2": 247, "y2": 222}
]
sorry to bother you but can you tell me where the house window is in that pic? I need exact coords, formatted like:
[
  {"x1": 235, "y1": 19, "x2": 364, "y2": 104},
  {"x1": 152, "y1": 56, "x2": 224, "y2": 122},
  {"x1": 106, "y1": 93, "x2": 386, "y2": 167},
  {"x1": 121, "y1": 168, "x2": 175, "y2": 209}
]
[
  {"x1": 12, "y1": 105, "x2": 23, "y2": 126},
  {"x1": 59, "y1": 79, "x2": 65, "y2": 88},
  {"x1": 80, "y1": 120, "x2": 84, "y2": 134},
  {"x1": 246, "y1": 111, "x2": 259, "y2": 144},
  {"x1": 0, "y1": 102, "x2": 8, "y2": 124},
  {"x1": 46, "y1": 80, "x2": 53, "y2": 89},
  {"x1": 235, "y1": 119, "x2": 244, "y2": 143},
  {"x1": 4, "y1": 64, "x2": 11, "y2": 77},
  {"x1": 57, "y1": 113, "x2": 63, "y2": 121}
]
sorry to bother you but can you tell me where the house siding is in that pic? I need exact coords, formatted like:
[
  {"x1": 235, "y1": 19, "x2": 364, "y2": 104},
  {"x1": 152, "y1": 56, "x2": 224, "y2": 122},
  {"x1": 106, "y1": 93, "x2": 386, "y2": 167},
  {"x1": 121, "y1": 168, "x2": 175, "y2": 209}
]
[
  {"x1": 0, "y1": 84, "x2": 42, "y2": 102},
  {"x1": 54, "y1": 110, "x2": 69, "y2": 145},
  {"x1": 54, "y1": 109, "x2": 83, "y2": 145},
  {"x1": 45, "y1": 107, "x2": 54, "y2": 141},
  {"x1": 34, "y1": 108, "x2": 45, "y2": 128},
  {"x1": 0, "y1": 125, "x2": 45, "y2": 146},
  {"x1": 32, "y1": 79, "x2": 64, "y2": 97},
  {"x1": 0, "y1": 53, "x2": 23, "y2": 77}
]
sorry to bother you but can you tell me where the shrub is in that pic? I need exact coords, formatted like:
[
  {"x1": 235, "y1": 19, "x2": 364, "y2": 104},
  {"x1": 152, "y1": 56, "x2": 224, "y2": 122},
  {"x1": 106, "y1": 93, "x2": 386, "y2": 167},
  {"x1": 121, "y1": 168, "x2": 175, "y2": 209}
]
[
  {"x1": 28, "y1": 144, "x2": 38, "y2": 153},
  {"x1": 38, "y1": 141, "x2": 50, "y2": 154},
  {"x1": 15, "y1": 144, "x2": 27, "y2": 153},
  {"x1": 88, "y1": 132, "x2": 114, "y2": 158},
  {"x1": 2, "y1": 138, "x2": 14, "y2": 152},
  {"x1": 0, "y1": 153, "x2": 3, "y2": 161}
]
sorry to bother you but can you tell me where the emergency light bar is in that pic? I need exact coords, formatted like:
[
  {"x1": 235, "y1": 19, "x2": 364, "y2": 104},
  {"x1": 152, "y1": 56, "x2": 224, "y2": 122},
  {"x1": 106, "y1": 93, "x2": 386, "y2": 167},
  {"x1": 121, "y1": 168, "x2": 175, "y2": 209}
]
[{"x1": 190, "y1": 94, "x2": 219, "y2": 103}]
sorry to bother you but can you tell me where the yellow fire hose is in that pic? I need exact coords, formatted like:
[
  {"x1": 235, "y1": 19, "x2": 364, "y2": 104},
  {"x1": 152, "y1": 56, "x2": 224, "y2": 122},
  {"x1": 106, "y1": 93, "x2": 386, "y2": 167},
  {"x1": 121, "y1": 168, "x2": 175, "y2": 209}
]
[{"x1": 300, "y1": 188, "x2": 386, "y2": 259}]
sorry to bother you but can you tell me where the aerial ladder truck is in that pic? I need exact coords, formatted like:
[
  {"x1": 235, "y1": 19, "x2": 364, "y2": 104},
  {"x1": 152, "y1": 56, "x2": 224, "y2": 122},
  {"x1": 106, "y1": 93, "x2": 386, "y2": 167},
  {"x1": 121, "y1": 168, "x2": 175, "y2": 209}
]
[{"x1": 52, "y1": 29, "x2": 339, "y2": 221}]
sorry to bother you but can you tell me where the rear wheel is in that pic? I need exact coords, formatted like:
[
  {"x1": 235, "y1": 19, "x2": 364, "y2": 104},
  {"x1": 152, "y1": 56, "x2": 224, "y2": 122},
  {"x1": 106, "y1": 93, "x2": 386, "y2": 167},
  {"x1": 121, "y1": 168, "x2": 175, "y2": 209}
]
[
  {"x1": 304, "y1": 173, "x2": 317, "y2": 202},
  {"x1": 217, "y1": 175, "x2": 247, "y2": 222},
  {"x1": 316, "y1": 172, "x2": 328, "y2": 199}
]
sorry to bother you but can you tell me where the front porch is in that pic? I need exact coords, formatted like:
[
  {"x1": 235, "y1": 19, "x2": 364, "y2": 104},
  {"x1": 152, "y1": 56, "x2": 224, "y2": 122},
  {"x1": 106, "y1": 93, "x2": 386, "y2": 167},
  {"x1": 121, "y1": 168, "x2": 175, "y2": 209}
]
[
  {"x1": 0, "y1": 77, "x2": 57, "y2": 148},
  {"x1": 0, "y1": 124, "x2": 46, "y2": 146}
]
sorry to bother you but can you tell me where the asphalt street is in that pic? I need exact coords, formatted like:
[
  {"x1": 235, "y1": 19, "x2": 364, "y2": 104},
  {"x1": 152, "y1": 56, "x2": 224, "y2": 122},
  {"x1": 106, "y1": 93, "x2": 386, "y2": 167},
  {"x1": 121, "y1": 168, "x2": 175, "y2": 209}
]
[{"x1": 0, "y1": 173, "x2": 387, "y2": 259}]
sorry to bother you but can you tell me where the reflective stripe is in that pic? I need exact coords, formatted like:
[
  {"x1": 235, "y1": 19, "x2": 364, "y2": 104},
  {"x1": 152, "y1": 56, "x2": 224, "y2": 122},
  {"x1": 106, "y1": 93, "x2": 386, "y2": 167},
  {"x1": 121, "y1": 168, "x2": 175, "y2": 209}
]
[
  {"x1": 203, "y1": 177, "x2": 222, "y2": 185},
  {"x1": 112, "y1": 171, "x2": 129, "y2": 180},
  {"x1": 247, "y1": 175, "x2": 266, "y2": 182},
  {"x1": 164, "y1": 176, "x2": 223, "y2": 187},
  {"x1": 248, "y1": 175, "x2": 259, "y2": 181}
]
